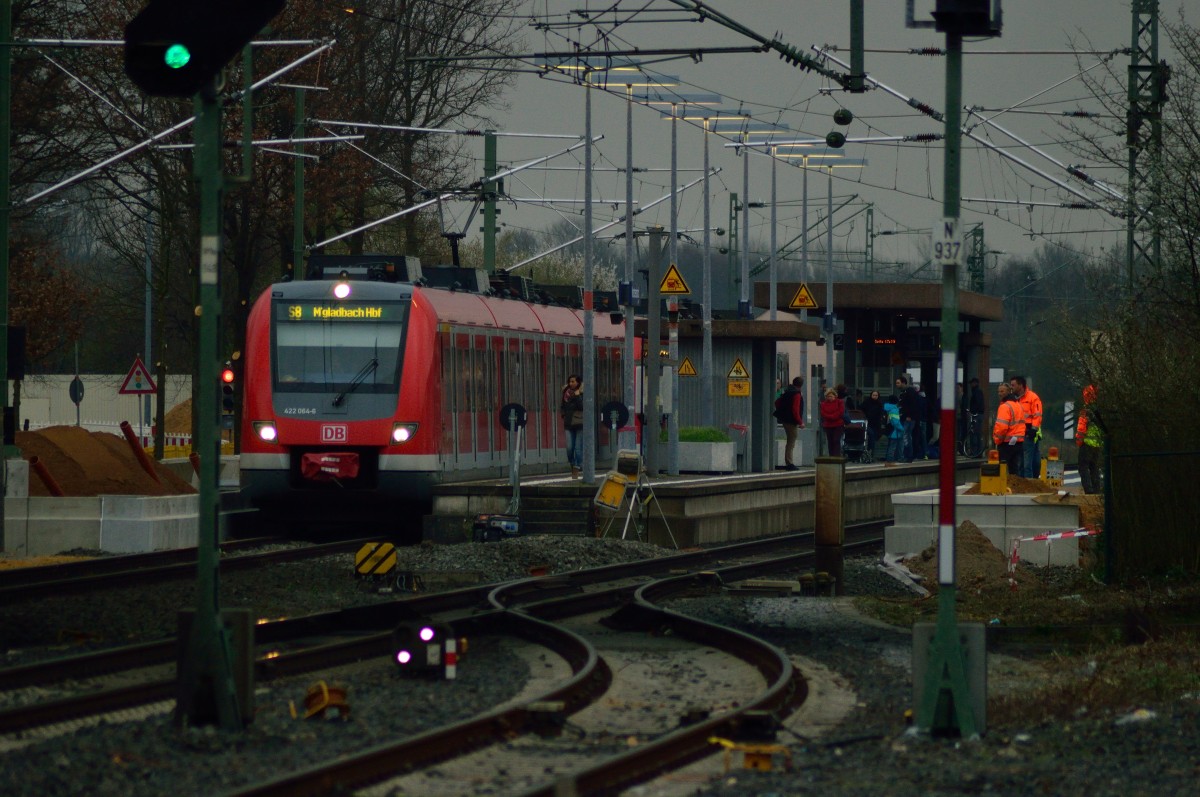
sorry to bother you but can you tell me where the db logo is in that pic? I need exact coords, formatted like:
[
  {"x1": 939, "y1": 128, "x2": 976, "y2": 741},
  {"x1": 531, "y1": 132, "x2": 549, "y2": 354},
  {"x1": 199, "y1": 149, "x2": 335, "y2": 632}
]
[{"x1": 321, "y1": 424, "x2": 348, "y2": 443}]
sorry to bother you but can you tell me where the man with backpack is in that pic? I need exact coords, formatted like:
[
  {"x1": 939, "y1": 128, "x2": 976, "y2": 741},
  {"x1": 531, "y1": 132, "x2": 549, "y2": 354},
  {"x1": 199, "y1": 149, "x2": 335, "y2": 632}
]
[{"x1": 774, "y1": 376, "x2": 805, "y2": 471}]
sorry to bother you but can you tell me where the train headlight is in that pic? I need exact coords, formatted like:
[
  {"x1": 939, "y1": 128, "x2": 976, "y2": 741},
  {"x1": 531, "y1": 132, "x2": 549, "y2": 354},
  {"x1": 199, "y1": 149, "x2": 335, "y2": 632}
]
[
  {"x1": 253, "y1": 421, "x2": 278, "y2": 443},
  {"x1": 391, "y1": 422, "x2": 419, "y2": 444},
  {"x1": 333, "y1": 281, "x2": 352, "y2": 299}
]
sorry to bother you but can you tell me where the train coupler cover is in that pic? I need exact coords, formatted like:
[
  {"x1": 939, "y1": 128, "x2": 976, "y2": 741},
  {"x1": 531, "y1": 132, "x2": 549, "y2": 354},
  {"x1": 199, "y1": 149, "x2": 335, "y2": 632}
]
[{"x1": 301, "y1": 452, "x2": 360, "y2": 481}]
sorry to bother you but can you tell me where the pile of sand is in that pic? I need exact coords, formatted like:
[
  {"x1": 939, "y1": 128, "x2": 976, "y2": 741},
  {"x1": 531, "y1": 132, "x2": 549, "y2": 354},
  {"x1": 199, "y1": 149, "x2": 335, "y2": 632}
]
[
  {"x1": 17, "y1": 426, "x2": 197, "y2": 497},
  {"x1": 162, "y1": 399, "x2": 192, "y2": 434},
  {"x1": 904, "y1": 519, "x2": 1037, "y2": 592},
  {"x1": 962, "y1": 474, "x2": 1061, "y2": 495}
]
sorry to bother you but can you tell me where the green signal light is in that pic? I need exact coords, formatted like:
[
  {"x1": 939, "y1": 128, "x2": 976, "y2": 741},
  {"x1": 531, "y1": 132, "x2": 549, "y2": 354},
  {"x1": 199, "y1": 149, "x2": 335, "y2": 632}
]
[{"x1": 163, "y1": 44, "x2": 191, "y2": 70}]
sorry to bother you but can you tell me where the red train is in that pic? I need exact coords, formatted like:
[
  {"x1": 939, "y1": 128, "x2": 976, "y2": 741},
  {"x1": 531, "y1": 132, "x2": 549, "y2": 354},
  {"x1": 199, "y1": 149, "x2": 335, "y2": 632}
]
[{"x1": 238, "y1": 259, "x2": 625, "y2": 532}]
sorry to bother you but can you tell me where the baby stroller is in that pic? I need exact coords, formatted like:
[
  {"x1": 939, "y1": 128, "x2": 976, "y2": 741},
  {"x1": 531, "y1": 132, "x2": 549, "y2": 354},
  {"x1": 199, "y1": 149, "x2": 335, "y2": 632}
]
[{"x1": 842, "y1": 409, "x2": 872, "y2": 463}]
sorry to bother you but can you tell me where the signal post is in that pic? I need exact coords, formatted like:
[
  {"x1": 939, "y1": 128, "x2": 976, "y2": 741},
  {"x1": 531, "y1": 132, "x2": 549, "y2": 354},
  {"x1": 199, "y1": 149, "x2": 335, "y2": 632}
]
[{"x1": 124, "y1": 0, "x2": 285, "y2": 730}]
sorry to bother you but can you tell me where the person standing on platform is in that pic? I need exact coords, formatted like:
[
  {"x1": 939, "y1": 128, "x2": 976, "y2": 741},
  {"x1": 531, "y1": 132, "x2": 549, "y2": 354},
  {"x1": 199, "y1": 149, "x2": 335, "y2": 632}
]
[
  {"x1": 819, "y1": 387, "x2": 847, "y2": 458},
  {"x1": 897, "y1": 376, "x2": 920, "y2": 462},
  {"x1": 993, "y1": 384, "x2": 1026, "y2": 476},
  {"x1": 1009, "y1": 375, "x2": 1043, "y2": 477},
  {"x1": 775, "y1": 376, "x2": 805, "y2": 471},
  {"x1": 883, "y1": 395, "x2": 904, "y2": 466},
  {"x1": 861, "y1": 389, "x2": 885, "y2": 457},
  {"x1": 1075, "y1": 384, "x2": 1103, "y2": 494},
  {"x1": 560, "y1": 374, "x2": 584, "y2": 478}
]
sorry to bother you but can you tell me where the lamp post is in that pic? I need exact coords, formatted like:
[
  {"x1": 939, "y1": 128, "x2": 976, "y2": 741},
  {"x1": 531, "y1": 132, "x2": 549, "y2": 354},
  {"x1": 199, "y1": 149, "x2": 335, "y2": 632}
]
[
  {"x1": 634, "y1": 91, "x2": 720, "y2": 473},
  {"x1": 541, "y1": 59, "x2": 683, "y2": 473},
  {"x1": 663, "y1": 108, "x2": 747, "y2": 426},
  {"x1": 711, "y1": 119, "x2": 788, "y2": 321},
  {"x1": 774, "y1": 148, "x2": 867, "y2": 416}
]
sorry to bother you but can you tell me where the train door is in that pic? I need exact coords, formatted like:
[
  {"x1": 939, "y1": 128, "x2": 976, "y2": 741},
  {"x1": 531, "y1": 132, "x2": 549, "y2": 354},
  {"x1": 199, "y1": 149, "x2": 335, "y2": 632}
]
[
  {"x1": 454, "y1": 331, "x2": 475, "y2": 471},
  {"x1": 521, "y1": 337, "x2": 539, "y2": 458},
  {"x1": 440, "y1": 329, "x2": 456, "y2": 470},
  {"x1": 468, "y1": 333, "x2": 487, "y2": 470},
  {"x1": 535, "y1": 338, "x2": 552, "y2": 464},
  {"x1": 549, "y1": 339, "x2": 566, "y2": 460},
  {"x1": 501, "y1": 334, "x2": 523, "y2": 465}
]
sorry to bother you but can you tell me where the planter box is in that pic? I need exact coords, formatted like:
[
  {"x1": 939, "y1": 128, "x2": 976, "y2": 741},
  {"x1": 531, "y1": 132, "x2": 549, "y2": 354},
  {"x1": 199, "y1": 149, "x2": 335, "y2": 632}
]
[{"x1": 678, "y1": 441, "x2": 737, "y2": 473}]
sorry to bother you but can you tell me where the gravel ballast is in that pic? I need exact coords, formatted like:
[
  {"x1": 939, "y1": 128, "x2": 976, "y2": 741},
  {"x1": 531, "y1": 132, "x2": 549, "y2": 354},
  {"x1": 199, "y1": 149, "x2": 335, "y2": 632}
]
[{"x1": 3, "y1": 537, "x2": 1199, "y2": 796}]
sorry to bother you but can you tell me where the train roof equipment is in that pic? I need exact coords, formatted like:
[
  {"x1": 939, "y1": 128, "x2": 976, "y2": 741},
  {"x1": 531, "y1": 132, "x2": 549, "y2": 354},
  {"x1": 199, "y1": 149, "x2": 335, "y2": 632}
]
[{"x1": 306, "y1": 253, "x2": 422, "y2": 283}]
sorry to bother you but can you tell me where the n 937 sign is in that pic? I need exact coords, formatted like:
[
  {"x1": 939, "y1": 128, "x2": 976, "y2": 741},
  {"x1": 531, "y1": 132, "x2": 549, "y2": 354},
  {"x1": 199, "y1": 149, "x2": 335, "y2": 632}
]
[{"x1": 933, "y1": 218, "x2": 964, "y2": 265}]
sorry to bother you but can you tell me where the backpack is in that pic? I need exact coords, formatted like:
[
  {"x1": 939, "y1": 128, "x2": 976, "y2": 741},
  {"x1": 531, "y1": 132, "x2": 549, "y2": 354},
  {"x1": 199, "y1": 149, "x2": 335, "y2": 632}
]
[
  {"x1": 773, "y1": 393, "x2": 789, "y2": 423},
  {"x1": 773, "y1": 388, "x2": 798, "y2": 424}
]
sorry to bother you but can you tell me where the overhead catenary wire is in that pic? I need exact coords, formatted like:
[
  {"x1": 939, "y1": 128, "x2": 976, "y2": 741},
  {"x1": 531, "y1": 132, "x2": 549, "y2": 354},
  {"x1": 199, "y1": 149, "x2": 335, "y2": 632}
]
[{"x1": 22, "y1": 41, "x2": 337, "y2": 206}]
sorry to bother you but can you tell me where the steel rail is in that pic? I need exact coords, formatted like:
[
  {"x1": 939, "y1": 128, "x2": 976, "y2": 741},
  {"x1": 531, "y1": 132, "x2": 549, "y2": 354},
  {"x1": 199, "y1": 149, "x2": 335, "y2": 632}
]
[
  {"x1": 0, "y1": 528, "x2": 884, "y2": 736},
  {"x1": 0, "y1": 538, "x2": 378, "y2": 602},
  {"x1": 0, "y1": 537, "x2": 280, "y2": 590},
  {"x1": 0, "y1": 527, "x2": 863, "y2": 691}
]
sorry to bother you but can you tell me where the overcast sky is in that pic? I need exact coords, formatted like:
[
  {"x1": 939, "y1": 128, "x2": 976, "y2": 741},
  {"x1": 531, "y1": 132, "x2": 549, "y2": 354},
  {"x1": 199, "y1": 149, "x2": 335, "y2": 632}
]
[{"x1": 450, "y1": 1, "x2": 1172, "y2": 284}]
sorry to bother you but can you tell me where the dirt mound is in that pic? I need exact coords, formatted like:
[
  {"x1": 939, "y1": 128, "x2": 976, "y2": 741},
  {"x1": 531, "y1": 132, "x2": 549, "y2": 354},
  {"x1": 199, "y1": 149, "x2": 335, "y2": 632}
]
[
  {"x1": 163, "y1": 399, "x2": 192, "y2": 434},
  {"x1": 17, "y1": 426, "x2": 197, "y2": 497},
  {"x1": 962, "y1": 474, "x2": 1059, "y2": 495},
  {"x1": 904, "y1": 519, "x2": 1037, "y2": 593}
]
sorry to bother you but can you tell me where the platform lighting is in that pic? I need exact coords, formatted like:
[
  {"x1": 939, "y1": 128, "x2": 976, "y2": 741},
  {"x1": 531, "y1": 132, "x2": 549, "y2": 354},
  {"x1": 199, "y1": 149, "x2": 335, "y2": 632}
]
[
  {"x1": 658, "y1": 108, "x2": 750, "y2": 121},
  {"x1": 535, "y1": 57, "x2": 678, "y2": 88},
  {"x1": 708, "y1": 119, "x2": 790, "y2": 135},
  {"x1": 629, "y1": 90, "x2": 721, "y2": 106}
]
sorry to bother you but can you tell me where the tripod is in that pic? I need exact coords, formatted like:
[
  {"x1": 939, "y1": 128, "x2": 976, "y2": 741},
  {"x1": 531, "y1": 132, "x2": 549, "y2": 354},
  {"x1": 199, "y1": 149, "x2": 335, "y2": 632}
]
[{"x1": 593, "y1": 454, "x2": 676, "y2": 548}]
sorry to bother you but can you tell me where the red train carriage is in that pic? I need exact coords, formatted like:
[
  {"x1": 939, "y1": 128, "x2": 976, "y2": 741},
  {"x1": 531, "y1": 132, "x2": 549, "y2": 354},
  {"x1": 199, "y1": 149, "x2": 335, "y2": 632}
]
[{"x1": 238, "y1": 269, "x2": 624, "y2": 530}]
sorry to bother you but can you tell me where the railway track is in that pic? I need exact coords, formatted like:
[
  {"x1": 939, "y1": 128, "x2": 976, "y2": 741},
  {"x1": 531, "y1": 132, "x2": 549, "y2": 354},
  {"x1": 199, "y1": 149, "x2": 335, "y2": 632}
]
[
  {"x1": 0, "y1": 526, "x2": 884, "y2": 733},
  {"x1": 1, "y1": 526, "x2": 886, "y2": 795},
  {"x1": 0, "y1": 537, "x2": 380, "y2": 602}
]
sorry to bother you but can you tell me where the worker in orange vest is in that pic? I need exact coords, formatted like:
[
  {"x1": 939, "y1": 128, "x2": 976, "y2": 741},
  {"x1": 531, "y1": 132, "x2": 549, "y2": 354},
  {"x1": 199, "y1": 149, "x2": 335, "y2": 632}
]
[
  {"x1": 1008, "y1": 375, "x2": 1042, "y2": 477},
  {"x1": 1075, "y1": 384, "x2": 1103, "y2": 494},
  {"x1": 993, "y1": 384, "x2": 1027, "y2": 476}
]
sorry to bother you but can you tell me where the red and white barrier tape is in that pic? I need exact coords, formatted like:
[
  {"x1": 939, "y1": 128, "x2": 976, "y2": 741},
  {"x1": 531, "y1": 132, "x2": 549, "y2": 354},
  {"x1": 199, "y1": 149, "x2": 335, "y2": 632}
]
[{"x1": 1008, "y1": 528, "x2": 1101, "y2": 591}]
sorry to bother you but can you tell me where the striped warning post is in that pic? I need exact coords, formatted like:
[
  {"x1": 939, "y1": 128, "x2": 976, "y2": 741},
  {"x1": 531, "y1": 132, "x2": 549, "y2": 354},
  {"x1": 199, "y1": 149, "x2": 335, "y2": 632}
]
[
  {"x1": 444, "y1": 637, "x2": 458, "y2": 680},
  {"x1": 1008, "y1": 528, "x2": 1101, "y2": 590},
  {"x1": 355, "y1": 542, "x2": 398, "y2": 578}
]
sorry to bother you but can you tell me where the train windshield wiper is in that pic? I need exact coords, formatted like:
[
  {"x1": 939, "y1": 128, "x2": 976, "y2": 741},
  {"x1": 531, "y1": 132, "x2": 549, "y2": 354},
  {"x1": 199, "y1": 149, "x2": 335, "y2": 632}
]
[{"x1": 332, "y1": 357, "x2": 378, "y2": 407}]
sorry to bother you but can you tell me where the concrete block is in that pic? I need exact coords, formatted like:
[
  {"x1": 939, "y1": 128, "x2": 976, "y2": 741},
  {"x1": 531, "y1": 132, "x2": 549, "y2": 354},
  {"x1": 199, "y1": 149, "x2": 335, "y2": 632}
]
[
  {"x1": 6, "y1": 459, "x2": 28, "y2": 499},
  {"x1": 99, "y1": 495, "x2": 199, "y2": 553},
  {"x1": 886, "y1": 485, "x2": 1085, "y2": 567},
  {"x1": 24, "y1": 497, "x2": 104, "y2": 556}
]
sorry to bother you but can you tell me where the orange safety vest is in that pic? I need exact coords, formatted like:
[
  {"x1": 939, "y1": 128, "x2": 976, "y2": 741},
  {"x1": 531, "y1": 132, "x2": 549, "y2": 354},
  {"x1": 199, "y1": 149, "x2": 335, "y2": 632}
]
[
  {"x1": 1017, "y1": 388, "x2": 1042, "y2": 431},
  {"x1": 993, "y1": 399, "x2": 1027, "y2": 446}
]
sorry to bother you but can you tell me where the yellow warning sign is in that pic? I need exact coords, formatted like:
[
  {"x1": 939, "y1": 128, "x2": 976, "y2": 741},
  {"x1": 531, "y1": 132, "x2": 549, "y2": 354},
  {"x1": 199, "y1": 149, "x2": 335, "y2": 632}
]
[
  {"x1": 355, "y1": 542, "x2": 397, "y2": 577},
  {"x1": 727, "y1": 358, "x2": 750, "y2": 379},
  {"x1": 788, "y1": 283, "x2": 818, "y2": 310},
  {"x1": 727, "y1": 380, "x2": 751, "y2": 397},
  {"x1": 659, "y1": 264, "x2": 690, "y2": 294},
  {"x1": 678, "y1": 357, "x2": 698, "y2": 377}
]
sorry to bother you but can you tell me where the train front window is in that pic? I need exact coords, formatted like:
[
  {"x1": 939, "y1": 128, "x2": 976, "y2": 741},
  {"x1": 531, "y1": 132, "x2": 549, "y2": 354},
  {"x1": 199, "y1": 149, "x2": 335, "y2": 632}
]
[{"x1": 272, "y1": 301, "x2": 407, "y2": 393}]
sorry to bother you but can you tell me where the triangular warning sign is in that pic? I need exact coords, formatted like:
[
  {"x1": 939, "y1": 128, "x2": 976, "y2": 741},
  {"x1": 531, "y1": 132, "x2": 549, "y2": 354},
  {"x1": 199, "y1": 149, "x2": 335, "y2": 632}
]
[
  {"x1": 788, "y1": 283, "x2": 819, "y2": 310},
  {"x1": 659, "y1": 264, "x2": 690, "y2": 295},
  {"x1": 727, "y1": 358, "x2": 750, "y2": 379},
  {"x1": 678, "y1": 357, "x2": 698, "y2": 377},
  {"x1": 119, "y1": 356, "x2": 158, "y2": 395}
]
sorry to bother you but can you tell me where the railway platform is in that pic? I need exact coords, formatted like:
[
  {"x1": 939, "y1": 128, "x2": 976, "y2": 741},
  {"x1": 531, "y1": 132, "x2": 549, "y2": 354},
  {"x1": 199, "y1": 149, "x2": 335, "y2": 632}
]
[{"x1": 426, "y1": 457, "x2": 983, "y2": 548}]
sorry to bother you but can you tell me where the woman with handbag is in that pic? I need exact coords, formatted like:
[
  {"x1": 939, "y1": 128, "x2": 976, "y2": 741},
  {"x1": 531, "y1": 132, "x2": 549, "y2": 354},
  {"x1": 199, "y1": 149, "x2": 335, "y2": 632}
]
[
  {"x1": 819, "y1": 387, "x2": 846, "y2": 458},
  {"x1": 561, "y1": 374, "x2": 584, "y2": 478}
]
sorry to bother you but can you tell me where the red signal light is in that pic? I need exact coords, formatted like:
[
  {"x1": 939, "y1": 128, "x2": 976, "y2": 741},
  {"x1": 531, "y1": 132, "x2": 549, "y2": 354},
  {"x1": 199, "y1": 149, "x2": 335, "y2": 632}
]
[{"x1": 221, "y1": 367, "x2": 235, "y2": 384}]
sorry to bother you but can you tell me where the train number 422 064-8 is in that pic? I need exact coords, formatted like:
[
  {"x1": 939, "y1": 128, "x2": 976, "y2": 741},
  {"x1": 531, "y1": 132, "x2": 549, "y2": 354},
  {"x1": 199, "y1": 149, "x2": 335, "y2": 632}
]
[{"x1": 282, "y1": 407, "x2": 317, "y2": 415}]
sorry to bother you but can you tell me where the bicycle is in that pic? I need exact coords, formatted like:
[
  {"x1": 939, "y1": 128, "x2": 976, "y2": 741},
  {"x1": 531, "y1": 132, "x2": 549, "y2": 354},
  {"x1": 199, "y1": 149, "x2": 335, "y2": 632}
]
[{"x1": 957, "y1": 412, "x2": 985, "y2": 458}]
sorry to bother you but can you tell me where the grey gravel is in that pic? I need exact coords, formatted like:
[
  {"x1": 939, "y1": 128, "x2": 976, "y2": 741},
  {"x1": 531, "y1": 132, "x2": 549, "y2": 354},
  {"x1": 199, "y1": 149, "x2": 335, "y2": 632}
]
[{"x1": 5, "y1": 542, "x2": 1195, "y2": 796}]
